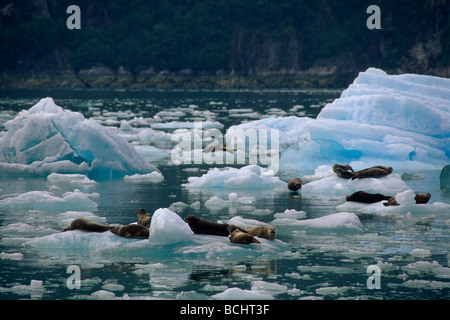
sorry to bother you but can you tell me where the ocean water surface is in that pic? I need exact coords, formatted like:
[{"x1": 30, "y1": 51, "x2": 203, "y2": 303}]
[{"x1": 0, "y1": 87, "x2": 449, "y2": 300}]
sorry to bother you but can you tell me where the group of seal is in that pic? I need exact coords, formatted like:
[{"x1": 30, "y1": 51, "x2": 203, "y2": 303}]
[
  {"x1": 333, "y1": 164, "x2": 393, "y2": 180},
  {"x1": 185, "y1": 214, "x2": 277, "y2": 245},
  {"x1": 331, "y1": 164, "x2": 432, "y2": 206},
  {"x1": 62, "y1": 208, "x2": 151, "y2": 239},
  {"x1": 62, "y1": 209, "x2": 277, "y2": 245}
]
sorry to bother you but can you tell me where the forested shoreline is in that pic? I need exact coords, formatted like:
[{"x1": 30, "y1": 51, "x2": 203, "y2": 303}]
[{"x1": 1, "y1": 0, "x2": 449, "y2": 88}]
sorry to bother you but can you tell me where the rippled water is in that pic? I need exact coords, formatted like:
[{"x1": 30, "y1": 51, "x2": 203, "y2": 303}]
[{"x1": 0, "y1": 88, "x2": 449, "y2": 300}]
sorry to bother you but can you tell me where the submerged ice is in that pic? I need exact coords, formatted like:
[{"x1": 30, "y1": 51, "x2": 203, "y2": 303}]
[{"x1": 0, "y1": 97, "x2": 158, "y2": 178}]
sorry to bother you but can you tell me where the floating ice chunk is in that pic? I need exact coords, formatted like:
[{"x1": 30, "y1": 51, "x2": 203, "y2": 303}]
[
  {"x1": 211, "y1": 287, "x2": 274, "y2": 300},
  {"x1": 251, "y1": 281, "x2": 288, "y2": 295},
  {"x1": 183, "y1": 165, "x2": 287, "y2": 189},
  {"x1": 91, "y1": 290, "x2": 116, "y2": 299},
  {"x1": 410, "y1": 248, "x2": 432, "y2": 259},
  {"x1": 151, "y1": 121, "x2": 223, "y2": 130},
  {"x1": 0, "y1": 97, "x2": 157, "y2": 178},
  {"x1": 395, "y1": 190, "x2": 416, "y2": 206},
  {"x1": 0, "y1": 222, "x2": 56, "y2": 237},
  {"x1": 204, "y1": 196, "x2": 229, "y2": 210},
  {"x1": 47, "y1": 173, "x2": 97, "y2": 185},
  {"x1": 0, "y1": 252, "x2": 24, "y2": 260},
  {"x1": 124, "y1": 171, "x2": 164, "y2": 183},
  {"x1": 0, "y1": 190, "x2": 98, "y2": 212},
  {"x1": 9, "y1": 280, "x2": 46, "y2": 298},
  {"x1": 402, "y1": 261, "x2": 450, "y2": 279},
  {"x1": 168, "y1": 201, "x2": 200, "y2": 213},
  {"x1": 148, "y1": 208, "x2": 193, "y2": 245},
  {"x1": 273, "y1": 209, "x2": 307, "y2": 220},
  {"x1": 25, "y1": 229, "x2": 132, "y2": 251},
  {"x1": 228, "y1": 192, "x2": 255, "y2": 204},
  {"x1": 273, "y1": 212, "x2": 364, "y2": 233}
]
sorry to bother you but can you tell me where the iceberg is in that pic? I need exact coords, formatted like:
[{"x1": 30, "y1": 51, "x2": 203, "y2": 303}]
[
  {"x1": 148, "y1": 208, "x2": 194, "y2": 245},
  {"x1": 0, "y1": 97, "x2": 158, "y2": 178},
  {"x1": 229, "y1": 68, "x2": 450, "y2": 171}
]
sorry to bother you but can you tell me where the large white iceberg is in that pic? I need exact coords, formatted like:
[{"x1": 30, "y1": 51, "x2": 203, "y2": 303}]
[
  {"x1": 230, "y1": 68, "x2": 450, "y2": 171},
  {"x1": 148, "y1": 208, "x2": 194, "y2": 245},
  {"x1": 0, "y1": 97, "x2": 158, "y2": 178}
]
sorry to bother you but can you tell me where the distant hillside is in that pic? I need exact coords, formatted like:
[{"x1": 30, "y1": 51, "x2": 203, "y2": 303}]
[{"x1": 1, "y1": 0, "x2": 449, "y2": 88}]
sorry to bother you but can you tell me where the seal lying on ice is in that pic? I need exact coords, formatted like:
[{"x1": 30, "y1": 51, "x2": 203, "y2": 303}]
[{"x1": 63, "y1": 218, "x2": 113, "y2": 233}]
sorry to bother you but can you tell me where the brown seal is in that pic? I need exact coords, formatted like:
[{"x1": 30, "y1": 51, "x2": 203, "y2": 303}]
[
  {"x1": 246, "y1": 226, "x2": 277, "y2": 240},
  {"x1": 135, "y1": 208, "x2": 151, "y2": 228},
  {"x1": 110, "y1": 224, "x2": 149, "y2": 239},
  {"x1": 185, "y1": 214, "x2": 245, "y2": 237},
  {"x1": 203, "y1": 142, "x2": 235, "y2": 154},
  {"x1": 346, "y1": 191, "x2": 392, "y2": 203},
  {"x1": 287, "y1": 178, "x2": 302, "y2": 191},
  {"x1": 62, "y1": 218, "x2": 113, "y2": 233},
  {"x1": 414, "y1": 193, "x2": 431, "y2": 204},
  {"x1": 333, "y1": 164, "x2": 355, "y2": 179},
  {"x1": 351, "y1": 166, "x2": 393, "y2": 180},
  {"x1": 228, "y1": 225, "x2": 261, "y2": 244}
]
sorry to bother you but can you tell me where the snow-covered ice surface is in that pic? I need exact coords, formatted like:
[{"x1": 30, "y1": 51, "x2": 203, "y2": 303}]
[{"x1": 0, "y1": 70, "x2": 449, "y2": 300}]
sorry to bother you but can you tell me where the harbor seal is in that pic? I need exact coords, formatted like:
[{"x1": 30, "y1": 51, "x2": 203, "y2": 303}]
[
  {"x1": 351, "y1": 166, "x2": 393, "y2": 180},
  {"x1": 185, "y1": 214, "x2": 245, "y2": 236},
  {"x1": 135, "y1": 208, "x2": 151, "y2": 227},
  {"x1": 346, "y1": 191, "x2": 392, "y2": 203},
  {"x1": 228, "y1": 225, "x2": 261, "y2": 244},
  {"x1": 203, "y1": 142, "x2": 235, "y2": 154},
  {"x1": 110, "y1": 224, "x2": 149, "y2": 239},
  {"x1": 414, "y1": 192, "x2": 431, "y2": 204},
  {"x1": 246, "y1": 226, "x2": 277, "y2": 240},
  {"x1": 62, "y1": 218, "x2": 113, "y2": 233},
  {"x1": 333, "y1": 164, "x2": 355, "y2": 179},
  {"x1": 287, "y1": 178, "x2": 302, "y2": 191}
]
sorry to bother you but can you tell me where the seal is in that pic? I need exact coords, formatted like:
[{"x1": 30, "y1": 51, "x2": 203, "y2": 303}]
[
  {"x1": 414, "y1": 192, "x2": 431, "y2": 204},
  {"x1": 62, "y1": 218, "x2": 113, "y2": 233},
  {"x1": 135, "y1": 208, "x2": 151, "y2": 228},
  {"x1": 203, "y1": 142, "x2": 235, "y2": 154},
  {"x1": 351, "y1": 166, "x2": 393, "y2": 180},
  {"x1": 246, "y1": 226, "x2": 277, "y2": 240},
  {"x1": 110, "y1": 224, "x2": 149, "y2": 239},
  {"x1": 228, "y1": 224, "x2": 261, "y2": 244},
  {"x1": 346, "y1": 191, "x2": 392, "y2": 203},
  {"x1": 333, "y1": 164, "x2": 355, "y2": 179},
  {"x1": 287, "y1": 178, "x2": 302, "y2": 191},
  {"x1": 185, "y1": 214, "x2": 245, "y2": 236}
]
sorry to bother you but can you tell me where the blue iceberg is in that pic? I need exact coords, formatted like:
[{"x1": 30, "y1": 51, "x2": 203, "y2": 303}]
[
  {"x1": 0, "y1": 97, "x2": 158, "y2": 178},
  {"x1": 230, "y1": 68, "x2": 450, "y2": 171}
]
